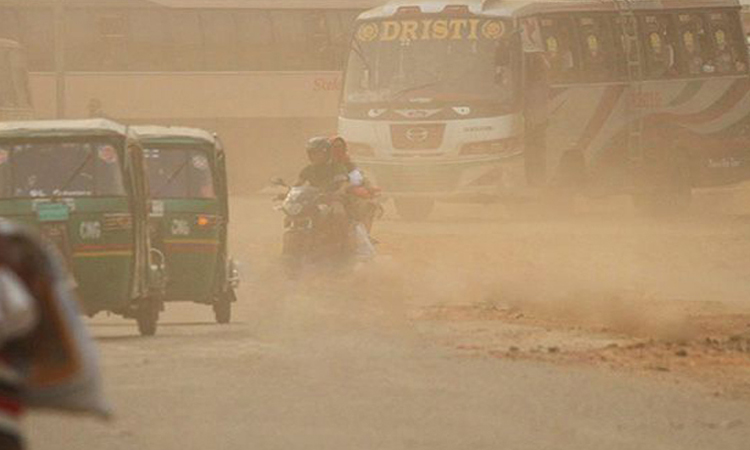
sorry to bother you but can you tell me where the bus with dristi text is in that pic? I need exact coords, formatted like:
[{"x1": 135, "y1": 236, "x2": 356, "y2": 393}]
[{"x1": 340, "y1": 0, "x2": 750, "y2": 218}]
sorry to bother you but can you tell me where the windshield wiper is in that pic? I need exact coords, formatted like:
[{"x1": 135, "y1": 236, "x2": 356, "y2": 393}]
[
  {"x1": 154, "y1": 159, "x2": 189, "y2": 197},
  {"x1": 391, "y1": 80, "x2": 441, "y2": 101},
  {"x1": 53, "y1": 151, "x2": 95, "y2": 199},
  {"x1": 390, "y1": 66, "x2": 487, "y2": 102}
]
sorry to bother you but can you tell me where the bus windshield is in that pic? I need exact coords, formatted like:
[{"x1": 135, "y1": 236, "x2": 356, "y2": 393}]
[
  {"x1": 344, "y1": 18, "x2": 516, "y2": 106},
  {"x1": 144, "y1": 147, "x2": 216, "y2": 199},
  {"x1": 0, "y1": 141, "x2": 126, "y2": 198}
]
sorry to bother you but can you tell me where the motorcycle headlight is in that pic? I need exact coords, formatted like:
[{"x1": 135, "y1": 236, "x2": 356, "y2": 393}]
[{"x1": 284, "y1": 202, "x2": 304, "y2": 216}]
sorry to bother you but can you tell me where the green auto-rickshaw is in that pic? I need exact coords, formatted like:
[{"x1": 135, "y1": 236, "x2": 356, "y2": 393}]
[
  {"x1": 134, "y1": 126, "x2": 238, "y2": 324},
  {"x1": 0, "y1": 119, "x2": 166, "y2": 335}
]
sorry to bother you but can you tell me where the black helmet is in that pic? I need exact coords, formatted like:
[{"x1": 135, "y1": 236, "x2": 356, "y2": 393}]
[{"x1": 306, "y1": 136, "x2": 331, "y2": 156}]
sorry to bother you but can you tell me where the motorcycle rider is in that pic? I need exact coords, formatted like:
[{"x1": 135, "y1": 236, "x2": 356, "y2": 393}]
[
  {"x1": 329, "y1": 136, "x2": 381, "y2": 234},
  {"x1": 329, "y1": 136, "x2": 378, "y2": 259},
  {"x1": 295, "y1": 137, "x2": 351, "y2": 249},
  {"x1": 296, "y1": 137, "x2": 348, "y2": 190}
]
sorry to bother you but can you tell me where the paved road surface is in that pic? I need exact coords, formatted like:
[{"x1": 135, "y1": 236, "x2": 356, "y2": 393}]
[{"x1": 27, "y1": 197, "x2": 750, "y2": 450}]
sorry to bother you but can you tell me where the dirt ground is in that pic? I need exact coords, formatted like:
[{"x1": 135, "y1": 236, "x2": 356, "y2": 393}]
[{"x1": 26, "y1": 191, "x2": 750, "y2": 449}]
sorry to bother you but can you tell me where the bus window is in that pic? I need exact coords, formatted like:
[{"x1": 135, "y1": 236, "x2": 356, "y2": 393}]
[
  {"x1": 9, "y1": 49, "x2": 30, "y2": 108},
  {"x1": 270, "y1": 11, "x2": 333, "y2": 70},
  {"x1": 97, "y1": 13, "x2": 129, "y2": 70},
  {"x1": 0, "y1": 9, "x2": 22, "y2": 43},
  {"x1": 18, "y1": 10, "x2": 53, "y2": 71},
  {"x1": 540, "y1": 17, "x2": 578, "y2": 83},
  {"x1": 200, "y1": 11, "x2": 239, "y2": 71},
  {"x1": 675, "y1": 13, "x2": 713, "y2": 76},
  {"x1": 577, "y1": 15, "x2": 622, "y2": 82},
  {"x1": 0, "y1": 50, "x2": 17, "y2": 107},
  {"x1": 271, "y1": 11, "x2": 305, "y2": 70},
  {"x1": 325, "y1": 11, "x2": 355, "y2": 68},
  {"x1": 128, "y1": 10, "x2": 170, "y2": 71},
  {"x1": 639, "y1": 14, "x2": 678, "y2": 79},
  {"x1": 236, "y1": 11, "x2": 276, "y2": 70},
  {"x1": 706, "y1": 11, "x2": 748, "y2": 74},
  {"x1": 65, "y1": 10, "x2": 98, "y2": 71},
  {"x1": 167, "y1": 11, "x2": 205, "y2": 71}
]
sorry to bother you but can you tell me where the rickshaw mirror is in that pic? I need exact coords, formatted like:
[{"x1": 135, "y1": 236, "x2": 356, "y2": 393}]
[{"x1": 150, "y1": 200, "x2": 165, "y2": 218}]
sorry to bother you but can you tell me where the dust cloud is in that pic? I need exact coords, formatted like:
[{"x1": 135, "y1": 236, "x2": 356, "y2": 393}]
[{"x1": 238, "y1": 192, "x2": 750, "y2": 346}]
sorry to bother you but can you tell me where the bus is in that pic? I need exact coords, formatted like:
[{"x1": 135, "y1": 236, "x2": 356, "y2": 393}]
[
  {"x1": 340, "y1": 0, "x2": 750, "y2": 218},
  {"x1": 0, "y1": 39, "x2": 32, "y2": 121},
  {"x1": 0, "y1": 0, "x2": 382, "y2": 191}
]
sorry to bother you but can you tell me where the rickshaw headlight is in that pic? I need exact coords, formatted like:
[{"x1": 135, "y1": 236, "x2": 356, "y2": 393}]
[{"x1": 196, "y1": 215, "x2": 221, "y2": 228}]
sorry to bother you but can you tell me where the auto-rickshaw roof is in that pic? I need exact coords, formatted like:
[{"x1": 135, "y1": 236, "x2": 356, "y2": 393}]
[
  {"x1": 0, "y1": 119, "x2": 136, "y2": 140},
  {"x1": 133, "y1": 125, "x2": 219, "y2": 149}
]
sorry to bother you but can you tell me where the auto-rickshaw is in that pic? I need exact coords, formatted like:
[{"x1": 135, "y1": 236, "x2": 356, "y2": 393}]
[
  {"x1": 134, "y1": 126, "x2": 238, "y2": 324},
  {"x1": 0, "y1": 119, "x2": 166, "y2": 335}
]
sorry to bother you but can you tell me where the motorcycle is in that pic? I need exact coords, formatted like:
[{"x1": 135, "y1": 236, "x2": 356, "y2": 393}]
[{"x1": 272, "y1": 178, "x2": 355, "y2": 277}]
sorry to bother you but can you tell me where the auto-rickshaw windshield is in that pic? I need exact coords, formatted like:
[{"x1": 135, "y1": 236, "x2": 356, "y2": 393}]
[
  {"x1": 0, "y1": 141, "x2": 126, "y2": 198},
  {"x1": 144, "y1": 147, "x2": 216, "y2": 199}
]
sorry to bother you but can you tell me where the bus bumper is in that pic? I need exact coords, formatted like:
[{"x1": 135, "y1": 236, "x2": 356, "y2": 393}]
[{"x1": 356, "y1": 154, "x2": 524, "y2": 201}]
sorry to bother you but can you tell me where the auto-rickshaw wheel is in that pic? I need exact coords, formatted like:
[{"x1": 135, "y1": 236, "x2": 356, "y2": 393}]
[
  {"x1": 213, "y1": 300, "x2": 231, "y2": 324},
  {"x1": 136, "y1": 299, "x2": 160, "y2": 336},
  {"x1": 213, "y1": 290, "x2": 235, "y2": 324}
]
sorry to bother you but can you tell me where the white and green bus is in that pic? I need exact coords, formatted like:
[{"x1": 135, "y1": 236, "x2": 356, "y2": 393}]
[{"x1": 340, "y1": 0, "x2": 750, "y2": 218}]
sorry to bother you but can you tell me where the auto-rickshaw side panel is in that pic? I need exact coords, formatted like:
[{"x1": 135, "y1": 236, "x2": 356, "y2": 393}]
[
  {"x1": 69, "y1": 199, "x2": 135, "y2": 315},
  {"x1": 0, "y1": 122, "x2": 163, "y2": 334},
  {"x1": 155, "y1": 199, "x2": 222, "y2": 303}
]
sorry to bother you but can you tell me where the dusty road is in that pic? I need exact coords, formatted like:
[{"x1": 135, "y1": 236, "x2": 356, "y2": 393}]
[{"x1": 28, "y1": 195, "x2": 750, "y2": 449}]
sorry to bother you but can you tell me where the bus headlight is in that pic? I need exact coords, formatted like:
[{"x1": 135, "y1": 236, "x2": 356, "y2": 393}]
[{"x1": 460, "y1": 137, "x2": 520, "y2": 156}]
